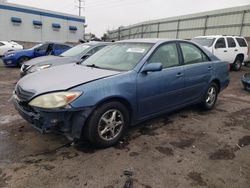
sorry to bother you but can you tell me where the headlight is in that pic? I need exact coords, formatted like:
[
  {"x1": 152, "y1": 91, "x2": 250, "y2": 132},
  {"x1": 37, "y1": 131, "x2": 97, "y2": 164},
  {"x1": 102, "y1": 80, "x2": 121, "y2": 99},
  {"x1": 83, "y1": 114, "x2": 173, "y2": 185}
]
[
  {"x1": 29, "y1": 64, "x2": 51, "y2": 73},
  {"x1": 29, "y1": 91, "x2": 82, "y2": 109},
  {"x1": 6, "y1": 53, "x2": 15, "y2": 57}
]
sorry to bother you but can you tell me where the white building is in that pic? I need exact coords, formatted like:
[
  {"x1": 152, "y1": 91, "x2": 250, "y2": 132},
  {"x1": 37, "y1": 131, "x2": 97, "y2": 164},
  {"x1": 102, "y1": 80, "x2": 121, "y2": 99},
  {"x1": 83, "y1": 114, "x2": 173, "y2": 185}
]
[{"x1": 0, "y1": 2, "x2": 85, "y2": 43}]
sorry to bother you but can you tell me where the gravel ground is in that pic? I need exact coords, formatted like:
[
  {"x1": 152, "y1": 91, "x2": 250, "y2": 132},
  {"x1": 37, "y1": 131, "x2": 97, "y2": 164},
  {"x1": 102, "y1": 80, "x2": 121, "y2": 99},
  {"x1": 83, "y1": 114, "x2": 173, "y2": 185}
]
[{"x1": 0, "y1": 61, "x2": 249, "y2": 188}]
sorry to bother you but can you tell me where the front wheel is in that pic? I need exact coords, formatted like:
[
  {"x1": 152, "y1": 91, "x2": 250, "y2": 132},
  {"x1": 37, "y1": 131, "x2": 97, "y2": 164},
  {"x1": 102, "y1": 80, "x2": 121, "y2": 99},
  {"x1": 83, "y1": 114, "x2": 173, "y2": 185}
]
[
  {"x1": 18, "y1": 57, "x2": 30, "y2": 67},
  {"x1": 84, "y1": 101, "x2": 129, "y2": 148},
  {"x1": 201, "y1": 83, "x2": 218, "y2": 110}
]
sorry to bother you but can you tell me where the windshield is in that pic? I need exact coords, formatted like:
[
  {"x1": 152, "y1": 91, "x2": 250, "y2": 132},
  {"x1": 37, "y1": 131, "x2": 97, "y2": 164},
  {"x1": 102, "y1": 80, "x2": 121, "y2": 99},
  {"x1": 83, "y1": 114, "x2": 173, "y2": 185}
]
[
  {"x1": 83, "y1": 43, "x2": 153, "y2": 71},
  {"x1": 61, "y1": 44, "x2": 91, "y2": 57},
  {"x1": 192, "y1": 38, "x2": 215, "y2": 47},
  {"x1": 30, "y1": 43, "x2": 43, "y2": 50}
]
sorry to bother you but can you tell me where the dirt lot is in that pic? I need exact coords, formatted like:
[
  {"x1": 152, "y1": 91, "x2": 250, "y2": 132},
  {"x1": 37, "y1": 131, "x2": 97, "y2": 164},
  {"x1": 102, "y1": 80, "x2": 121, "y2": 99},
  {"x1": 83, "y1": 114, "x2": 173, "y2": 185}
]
[{"x1": 0, "y1": 61, "x2": 249, "y2": 188}]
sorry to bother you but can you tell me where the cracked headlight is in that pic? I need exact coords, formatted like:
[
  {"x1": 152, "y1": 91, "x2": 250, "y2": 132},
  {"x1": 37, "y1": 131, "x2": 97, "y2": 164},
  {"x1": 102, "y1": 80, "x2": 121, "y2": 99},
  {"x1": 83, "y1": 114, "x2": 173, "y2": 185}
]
[
  {"x1": 29, "y1": 91, "x2": 82, "y2": 109},
  {"x1": 29, "y1": 64, "x2": 51, "y2": 73}
]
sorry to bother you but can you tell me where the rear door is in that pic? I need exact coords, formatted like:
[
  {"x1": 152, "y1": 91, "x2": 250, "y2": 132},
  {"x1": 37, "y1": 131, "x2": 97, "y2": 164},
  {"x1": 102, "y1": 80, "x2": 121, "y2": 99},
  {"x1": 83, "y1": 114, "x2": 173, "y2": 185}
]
[
  {"x1": 137, "y1": 42, "x2": 185, "y2": 118},
  {"x1": 226, "y1": 37, "x2": 237, "y2": 63},
  {"x1": 213, "y1": 37, "x2": 228, "y2": 62},
  {"x1": 179, "y1": 42, "x2": 213, "y2": 103}
]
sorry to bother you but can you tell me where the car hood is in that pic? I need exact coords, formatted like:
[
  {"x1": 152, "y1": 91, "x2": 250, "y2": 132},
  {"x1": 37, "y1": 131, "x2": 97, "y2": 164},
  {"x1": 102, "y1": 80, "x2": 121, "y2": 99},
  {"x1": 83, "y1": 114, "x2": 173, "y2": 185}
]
[
  {"x1": 5, "y1": 49, "x2": 32, "y2": 55},
  {"x1": 24, "y1": 55, "x2": 78, "y2": 66},
  {"x1": 17, "y1": 63, "x2": 121, "y2": 97}
]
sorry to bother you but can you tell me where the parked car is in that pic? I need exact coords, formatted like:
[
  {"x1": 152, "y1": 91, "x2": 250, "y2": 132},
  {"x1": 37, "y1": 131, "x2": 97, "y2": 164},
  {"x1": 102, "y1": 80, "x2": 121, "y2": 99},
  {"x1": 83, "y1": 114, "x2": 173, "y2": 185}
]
[
  {"x1": 2, "y1": 42, "x2": 71, "y2": 67},
  {"x1": 241, "y1": 73, "x2": 250, "y2": 91},
  {"x1": 0, "y1": 41, "x2": 23, "y2": 56},
  {"x1": 192, "y1": 35, "x2": 249, "y2": 71},
  {"x1": 20, "y1": 42, "x2": 111, "y2": 77},
  {"x1": 13, "y1": 39, "x2": 230, "y2": 148}
]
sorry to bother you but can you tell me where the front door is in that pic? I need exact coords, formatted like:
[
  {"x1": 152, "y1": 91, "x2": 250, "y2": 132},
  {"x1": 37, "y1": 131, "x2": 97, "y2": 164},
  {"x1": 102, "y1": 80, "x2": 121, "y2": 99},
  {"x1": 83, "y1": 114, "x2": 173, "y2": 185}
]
[
  {"x1": 34, "y1": 43, "x2": 49, "y2": 57},
  {"x1": 137, "y1": 42, "x2": 185, "y2": 118}
]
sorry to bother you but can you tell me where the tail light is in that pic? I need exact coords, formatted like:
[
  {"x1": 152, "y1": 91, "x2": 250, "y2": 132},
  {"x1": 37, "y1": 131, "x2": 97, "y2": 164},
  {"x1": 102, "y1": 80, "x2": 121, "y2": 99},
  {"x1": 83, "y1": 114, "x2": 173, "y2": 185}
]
[
  {"x1": 228, "y1": 63, "x2": 231, "y2": 71},
  {"x1": 247, "y1": 47, "x2": 249, "y2": 55}
]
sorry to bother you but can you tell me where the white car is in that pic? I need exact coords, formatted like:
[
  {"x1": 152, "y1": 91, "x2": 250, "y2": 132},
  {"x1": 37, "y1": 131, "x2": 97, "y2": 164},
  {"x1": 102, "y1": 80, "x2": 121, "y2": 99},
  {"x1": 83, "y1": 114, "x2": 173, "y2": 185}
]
[
  {"x1": 0, "y1": 41, "x2": 23, "y2": 56},
  {"x1": 192, "y1": 35, "x2": 249, "y2": 71}
]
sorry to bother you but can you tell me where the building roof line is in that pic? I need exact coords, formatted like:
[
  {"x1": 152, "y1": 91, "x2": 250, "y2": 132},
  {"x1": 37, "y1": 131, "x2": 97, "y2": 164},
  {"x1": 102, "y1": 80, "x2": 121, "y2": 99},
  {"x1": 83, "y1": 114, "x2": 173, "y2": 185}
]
[{"x1": 0, "y1": 3, "x2": 85, "y2": 23}]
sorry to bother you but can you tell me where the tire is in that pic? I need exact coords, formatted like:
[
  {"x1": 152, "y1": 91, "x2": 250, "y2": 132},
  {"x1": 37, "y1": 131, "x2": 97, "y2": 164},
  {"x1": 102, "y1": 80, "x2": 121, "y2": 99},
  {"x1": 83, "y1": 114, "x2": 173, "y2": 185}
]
[
  {"x1": 18, "y1": 57, "x2": 30, "y2": 66},
  {"x1": 232, "y1": 57, "x2": 242, "y2": 71},
  {"x1": 84, "y1": 101, "x2": 129, "y2": 148},
  {"x1": 201, "y1": 82, "x2": 218, "y2": 111}
]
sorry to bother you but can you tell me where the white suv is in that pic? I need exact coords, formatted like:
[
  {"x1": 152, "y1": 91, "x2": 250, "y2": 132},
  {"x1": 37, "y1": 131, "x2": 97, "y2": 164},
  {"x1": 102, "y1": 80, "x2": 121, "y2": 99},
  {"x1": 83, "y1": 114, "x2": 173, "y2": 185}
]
[{"x1": 192, "y1": 35, "x2": 249, "y2": 71}]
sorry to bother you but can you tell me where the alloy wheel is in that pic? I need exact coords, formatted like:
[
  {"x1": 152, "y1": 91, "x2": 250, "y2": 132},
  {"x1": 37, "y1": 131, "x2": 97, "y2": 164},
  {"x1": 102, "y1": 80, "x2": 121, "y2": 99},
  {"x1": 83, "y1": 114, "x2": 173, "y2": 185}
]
[{"x1": 98, "y1": 109, "x2": 124, "y2": 141}]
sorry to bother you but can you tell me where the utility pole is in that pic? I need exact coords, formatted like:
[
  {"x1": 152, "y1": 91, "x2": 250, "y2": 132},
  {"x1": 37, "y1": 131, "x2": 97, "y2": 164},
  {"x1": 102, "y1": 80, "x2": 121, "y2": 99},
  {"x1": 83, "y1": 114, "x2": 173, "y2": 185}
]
[{"x1": 76, "y1": 0, "x2": 85, "y2": 16}]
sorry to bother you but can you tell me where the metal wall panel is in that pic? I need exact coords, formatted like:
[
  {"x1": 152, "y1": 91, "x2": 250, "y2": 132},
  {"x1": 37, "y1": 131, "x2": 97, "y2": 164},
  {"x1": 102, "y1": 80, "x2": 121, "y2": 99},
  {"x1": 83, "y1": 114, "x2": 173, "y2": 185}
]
[
  {"x1": 179, "y1": 18, "x2": 205, "y2": 29},
  {"x1": 242, "y1": 26, "x2": 250, "y2": 36},
  {"x1": 178, "y1": 29, "x2": 204, "y2": 39},
  {"x1": 108, "y1": 5, "x2": 250, "y2": 40},
  {"x1": 244, "y1": 12, "x2": 250, "y2": 23},
  {"x1": 159, "y1": 22, "x2": 178, "y2": 31},
  {"x1": 206, "y1": 27, "x2": 241, "y2": 35},
  {"x1": 158, "y1": 31, "x2": 177, "y2": 38},
  {"x1": 143, "y1": 32, "x2": 158, "y2": 38},
  {"x1": 143, "y1": 24, "x2": 159, "y2": 32},
  {"x1": 207, "y1": 13, "x2": 242, "y2": 26}
]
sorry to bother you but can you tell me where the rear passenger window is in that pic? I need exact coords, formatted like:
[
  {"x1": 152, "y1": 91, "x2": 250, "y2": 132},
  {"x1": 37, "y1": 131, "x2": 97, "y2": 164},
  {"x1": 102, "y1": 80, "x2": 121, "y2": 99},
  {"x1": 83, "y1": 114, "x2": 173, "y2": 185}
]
[
  {"x1": 227, "y1": 37, "x2": 236, "y2": 48},
  {"x1": 180, "y1": 43, "x2": 209, "y2": 65},
  {"x1": 54, "y1": 44, "x2": 69, "y2": 50},
  {"x1": 92, "y1": 46, "x2": 106, "y2": 54},
  {"x1": 215, "y1": 38, "x2": 226, "y2": 48},
  {"x1": 148, "y1": 43, "x2": 179, "y2": 69},
  {"x1": 236, "y1": 38, "x2": 247, "y2": 47}
]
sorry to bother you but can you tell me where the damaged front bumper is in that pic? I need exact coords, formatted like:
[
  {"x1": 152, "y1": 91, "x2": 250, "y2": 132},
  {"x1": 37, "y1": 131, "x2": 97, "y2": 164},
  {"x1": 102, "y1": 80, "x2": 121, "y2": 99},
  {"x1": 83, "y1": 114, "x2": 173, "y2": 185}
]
[
  {"x1": 13, "y1": 97, "x2": 93, "y2": 140},
  {"x1": 241, "y1": 73, "x2": 250, "y2": 92}
]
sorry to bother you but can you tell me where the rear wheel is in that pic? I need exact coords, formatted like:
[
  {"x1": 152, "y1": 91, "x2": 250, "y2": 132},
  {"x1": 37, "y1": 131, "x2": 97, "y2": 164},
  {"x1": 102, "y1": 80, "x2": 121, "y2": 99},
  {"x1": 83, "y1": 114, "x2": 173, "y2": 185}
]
[
  {"x1": 18, "y1": 57, "x2": 30, "y2": 67},
  {"x1": 84, "y1": 101, "x2": 129, "y2": 148},
  {"x1": 232, "y1": 57, "x2": 242, "y2": 71},
  {"x1": 201, "y1": 82, "x2": 218, "y2": 110}
]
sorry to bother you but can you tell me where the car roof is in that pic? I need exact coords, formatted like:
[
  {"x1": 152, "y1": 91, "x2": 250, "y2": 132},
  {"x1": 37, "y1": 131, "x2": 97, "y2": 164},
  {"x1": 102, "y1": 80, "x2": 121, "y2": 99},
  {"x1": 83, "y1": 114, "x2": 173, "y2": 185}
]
[
  {"x1": 84, "y1": 41, "x2": 112, "y2": 46},
  {"x1": 193, "y1": 35, "x2": 245, "y2": 39},
  {"x1": 44, "y1": 42, "x2": 72, "y2": 46},
  {"x1": 115, "y1": 38, "x2": 178, "y2": 44}
]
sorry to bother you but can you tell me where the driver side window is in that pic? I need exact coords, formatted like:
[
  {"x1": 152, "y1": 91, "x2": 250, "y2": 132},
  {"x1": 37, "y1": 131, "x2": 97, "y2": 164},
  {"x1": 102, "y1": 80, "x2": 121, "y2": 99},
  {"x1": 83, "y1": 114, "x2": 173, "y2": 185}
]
[
  {"x1": 148, "y1": 43, "x2": 179, "y2": 69},
  {"x1": 37, "y1": 44, "x2": 49, "y2": 51}
]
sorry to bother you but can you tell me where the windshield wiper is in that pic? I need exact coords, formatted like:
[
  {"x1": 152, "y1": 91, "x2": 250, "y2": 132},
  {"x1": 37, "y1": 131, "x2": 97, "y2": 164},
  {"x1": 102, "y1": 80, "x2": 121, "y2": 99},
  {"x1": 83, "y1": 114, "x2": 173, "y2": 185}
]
[{"x1": 85, "y1": 64, "x2": 101, "y2": 69}]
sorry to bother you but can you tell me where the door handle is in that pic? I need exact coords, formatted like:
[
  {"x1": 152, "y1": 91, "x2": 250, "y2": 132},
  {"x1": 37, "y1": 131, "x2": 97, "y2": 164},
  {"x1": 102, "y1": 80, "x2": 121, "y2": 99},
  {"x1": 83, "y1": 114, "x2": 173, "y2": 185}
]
[
  {"x1": 176, "y1": 72, "x2": 183, "y2": 77},
  {"x1": 224, "y1": 50, "x2": 227, "y2": 52},
  {"x1": 234, "y1": 49, "x2": 238, "y2": 52},
  {"x1": 208, "y1": 66, "x2": 213, "y2": 70}
]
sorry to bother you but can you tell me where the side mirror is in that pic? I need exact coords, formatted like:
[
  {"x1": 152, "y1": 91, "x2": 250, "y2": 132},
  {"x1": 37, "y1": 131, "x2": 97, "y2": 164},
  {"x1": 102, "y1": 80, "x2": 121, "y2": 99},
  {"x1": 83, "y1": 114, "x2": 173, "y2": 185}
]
[
  {"x1": 81, "y1": 53, "x2": 91, "y2": 60},
  {"x1": 142, "y1": 63, "x2": 163, "y2": 73}
]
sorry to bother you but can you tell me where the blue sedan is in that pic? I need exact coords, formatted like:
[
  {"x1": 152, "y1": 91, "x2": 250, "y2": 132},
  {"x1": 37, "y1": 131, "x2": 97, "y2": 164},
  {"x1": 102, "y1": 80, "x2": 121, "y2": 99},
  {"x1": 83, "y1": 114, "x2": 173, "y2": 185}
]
[
  {"x1": 13, "y1": 39, "x2": 230, "y2": 147},
  {"x1": 3, "y1": 42, "x2": 71, "y2": 67}
]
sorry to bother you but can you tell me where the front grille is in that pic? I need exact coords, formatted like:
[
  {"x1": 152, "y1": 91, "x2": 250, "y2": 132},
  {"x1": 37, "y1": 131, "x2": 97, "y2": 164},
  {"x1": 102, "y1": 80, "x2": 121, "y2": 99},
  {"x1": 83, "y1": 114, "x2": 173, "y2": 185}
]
[
  {"x1": 15, "y1": 85, "x2": 35, "y2": 102},
  {"x1": 244, "y1": 73, "x2": 250, "y2": 80}
]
